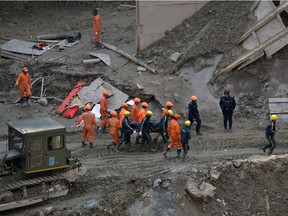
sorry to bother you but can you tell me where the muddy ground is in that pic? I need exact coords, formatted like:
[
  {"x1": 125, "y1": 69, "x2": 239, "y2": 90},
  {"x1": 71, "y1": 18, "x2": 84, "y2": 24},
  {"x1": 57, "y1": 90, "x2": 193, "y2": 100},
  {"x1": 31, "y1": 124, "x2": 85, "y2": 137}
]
[{"x1": 1, "y1": 1, "x2": 288, "y2": 216}]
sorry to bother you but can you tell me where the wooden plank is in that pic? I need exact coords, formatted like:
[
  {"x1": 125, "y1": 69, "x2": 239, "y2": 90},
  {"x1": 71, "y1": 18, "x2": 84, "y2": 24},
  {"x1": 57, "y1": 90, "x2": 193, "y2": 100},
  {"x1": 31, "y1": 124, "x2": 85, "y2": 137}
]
[
  {"x1": 215, "y1": 28, "x2": 288, "y2": 77},
  {"x1": 269, "y1": 98, "x2": 288, "y2": 103},
  {"x1": 236, "y1": 2, "x2": 288, "y2": 45},
  {"x1": 269, "y1": 109, "x2": 288, "y2": 114},
  {"x1": 249, "y1": 0, "x2": 261, "y2": 13},
  {"x1": 82, "y1": 59, "x2": 101, "y2": 64},
  {"x1": 101, "y1": 42, "x2": 157, "y2": 74}
]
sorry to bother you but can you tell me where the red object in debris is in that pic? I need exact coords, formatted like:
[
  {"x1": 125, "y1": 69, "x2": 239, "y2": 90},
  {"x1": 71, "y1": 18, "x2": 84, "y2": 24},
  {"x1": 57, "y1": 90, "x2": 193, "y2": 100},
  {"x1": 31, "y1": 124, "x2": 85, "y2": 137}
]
[
  {"x1": 56, "y1": 81, "x2": 86, "y2": 114},
  {"x1": 62, "y1": 105, "x2": 79, "y2": 119}
]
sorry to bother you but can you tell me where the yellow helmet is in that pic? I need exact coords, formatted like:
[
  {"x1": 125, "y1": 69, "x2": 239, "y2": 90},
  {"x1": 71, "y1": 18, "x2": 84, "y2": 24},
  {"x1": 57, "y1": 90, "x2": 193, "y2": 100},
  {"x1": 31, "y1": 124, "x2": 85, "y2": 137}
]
[
  {"x1": 185, "y1": 120, "x2": 191, "y2": 126},
  {"x1": 167, "y1": 110, "x2": 174, "y2": 116},
  {"x1": 124, "y1": 111, "x2": 130, "y2": 116},
  {"x1": 146, "y1": 110, "x2": 153, "y2": 116},
  {"x1": 271, "y1": 115, "x2": 278, "y2": 121}
]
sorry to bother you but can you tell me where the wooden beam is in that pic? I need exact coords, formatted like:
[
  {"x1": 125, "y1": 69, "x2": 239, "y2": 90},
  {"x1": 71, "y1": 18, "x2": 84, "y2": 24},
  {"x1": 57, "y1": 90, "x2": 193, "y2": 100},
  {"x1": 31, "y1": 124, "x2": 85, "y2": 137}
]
[
  {"x1": 269, "y1": 98, "x2": 288, "y2": 103},
  {"x1": 101, "y1": 42, "x2": 157, "y2": 74},
  {"x1": 236, "y1": 2, "x2": 288, "y2": 45},
  {"x1": 82, "y1": 59, "x2": 101, "y2": 64},
  {"x1": 249, "y1": 0, "x2": 260, "y2": 13},
  {"x1": 215, "y1": 28, "x2": 288, "y2": 77},
  {"x1": 270, "y1": 109, "x2": 288, "y2": 114}
]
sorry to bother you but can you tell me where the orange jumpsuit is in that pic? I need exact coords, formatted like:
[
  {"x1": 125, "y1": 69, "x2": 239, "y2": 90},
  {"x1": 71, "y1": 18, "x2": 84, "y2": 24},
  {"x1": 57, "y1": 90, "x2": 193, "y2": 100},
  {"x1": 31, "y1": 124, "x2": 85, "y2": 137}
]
[
  {"x1": 119, "y1": 108, "x2": 128, "y2": 128},
  {"x1": 131, "y1": 104, "x2": 139, "y2": 122},
  {"x1": 168, "y1": 119, "x2": 182, "y2": 149},
  {"x1": 76, "y1": 111, "x2": 96, "y2": 143},
  {"x1": 138, "y1": 108, "x2": 147, "y2": 122},
  {"x1": 100, "y1": 96, "x2": 108, "y2": 127},
  {"x1": 93, "y1": 14, "x2": 101, "y2": 42},
  {"x1": 16, "y1": 72, "x2": 32, "y2": 99},
  {"x1": 108, "y1": 117, "x2": 120, "y2": 144}
]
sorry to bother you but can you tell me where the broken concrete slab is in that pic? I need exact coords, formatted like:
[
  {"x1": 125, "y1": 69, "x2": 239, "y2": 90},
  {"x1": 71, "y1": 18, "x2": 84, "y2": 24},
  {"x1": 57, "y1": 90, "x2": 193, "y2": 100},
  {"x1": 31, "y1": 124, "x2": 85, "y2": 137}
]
[
  {"x1": 77, "y1": 78, "x2": 129, "y2": 112},
  {"x1": 186, "y1": 179, "x2": 216, "y2": 201},
  {"x1": 89, "y1": 52, "x2": 111, "y2": 66},
  {"x1": 0, "y1": 39, "x2": 49, "y2": 56},
  {"x1": 137, "y1": 66, "x2": 147, "y2": 72},
  {"x1": 170, "y1": 52, "x2": 182, "y2": 62}
]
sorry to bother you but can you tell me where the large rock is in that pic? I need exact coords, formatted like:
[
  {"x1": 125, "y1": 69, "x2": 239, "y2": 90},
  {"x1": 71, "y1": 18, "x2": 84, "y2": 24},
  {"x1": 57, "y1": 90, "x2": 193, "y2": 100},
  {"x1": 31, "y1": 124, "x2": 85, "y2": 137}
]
[{"x1": 186, "y1": 179, "x2": 216, "y2": 202}]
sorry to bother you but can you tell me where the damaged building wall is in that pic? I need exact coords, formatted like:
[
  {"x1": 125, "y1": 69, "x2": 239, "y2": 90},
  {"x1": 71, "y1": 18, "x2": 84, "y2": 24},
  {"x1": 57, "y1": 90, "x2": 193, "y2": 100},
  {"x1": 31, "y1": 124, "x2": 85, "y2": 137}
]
[{"x1": 136, "y1": 1, "x2": 209, "y2": 51}]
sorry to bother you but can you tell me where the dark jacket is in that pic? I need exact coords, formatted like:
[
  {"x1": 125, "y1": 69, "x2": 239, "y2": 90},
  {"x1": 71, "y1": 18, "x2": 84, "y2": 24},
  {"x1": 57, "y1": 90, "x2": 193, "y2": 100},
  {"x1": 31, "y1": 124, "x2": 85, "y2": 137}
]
[
  {"x1": 181, "y1": 126, "x2": 191, "y2": 144},
  {"x1": 158, "y1": 115, "x2": 168, "y2": 133},
  {"x1": 265, "y1": 121, "x2": 276, "y2": 136},
  {"x1": 140, "y1": 116, "x2": 152, "y2": 133},
  {"x1": 121, "y1": 117, "x2": 134, "y2": 134},
  {"x1": 188, "y1": 101, "x2": 200, "y2": 120},
  {"x1": 219, "y1": 96, "x2": 236, "y2": 112}
]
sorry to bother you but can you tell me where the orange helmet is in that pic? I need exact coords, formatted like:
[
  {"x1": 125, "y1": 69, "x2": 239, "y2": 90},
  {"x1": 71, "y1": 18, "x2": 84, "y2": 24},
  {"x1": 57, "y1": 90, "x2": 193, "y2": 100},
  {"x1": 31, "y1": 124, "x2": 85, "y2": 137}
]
[
  {"x1": 22, "y1": 67, "x2": 29, "y2": 72},
  {"x1": 191, "y1": 96, "x2": 198, "y2": 101},
  {"x1": 174, "y1": 113, "x2": 181, "y2": 119},
  {"x1": 102, "y1": 90, "x2": 109, "y2": 96},
  {"x1": 110, "y1": 111, "x2": 117, "y2": 116},
  {"x1": 141, "y1": 102, "x2": 148, "y2": 108},
  {"x1": 122, "y1": 103, "x2": 128, "y2": 108},
  {"x1": 165, "y1": 101, "x2": 173, "y2": 108},
  {"x1": 84, "y1": 104, "x2": 92, "y2": 111},
  {"x1": 134, "y1": 98, "x2": 141, "y2": 103}
]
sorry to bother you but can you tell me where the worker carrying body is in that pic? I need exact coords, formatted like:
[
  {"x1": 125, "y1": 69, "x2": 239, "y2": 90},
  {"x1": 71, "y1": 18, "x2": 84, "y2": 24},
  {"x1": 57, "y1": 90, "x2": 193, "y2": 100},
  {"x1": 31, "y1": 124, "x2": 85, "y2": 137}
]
[
  {"x1": 263, "y1": 115, "x2": 278, "y2": 156},
  {"x1": 99, "y1": 90, "x2": 109, "y2": 132},
  {"x1": 188, "y1": 96, "x2": 202, "y2": 135},
  {"x1": 162, "y1": 101, "x2": 173, "y2": 116},
  {"x1": 93, "y1": 8, "x2": 103, "y2": 48},
  {"x1": 76, "y1": 104, "x2": 97, "y2": 148},
  {"x1": 163, "y1": 113, "x2": 182, "y2": 159},
  {"x1": 106, "y1": 111, "x2": 120, "y2": 151},
  {"x1": 139, "y1": 111, "x2": 156, "y2": 152},
  {"x1": 15, "y1": 67, "x2": 32, "y2": 107},
  {"x1": 219, "y1": 89, "x2": 236, "y2": 133},
  {"x1": 116, "y1": 111, "x2": 136, "y2": 151},
  {"x1": 119, "y1": 103, "x2": 129, "y2": 128},
  {"x1": 131, "y1": 98, "x2": 141, "y2": 122},
  {"x1": 181, "y1": 120, "x2": 192, "y2": 161},
  {"x1": 138, "y1": 102, "x2": 148, "y2": 122}
]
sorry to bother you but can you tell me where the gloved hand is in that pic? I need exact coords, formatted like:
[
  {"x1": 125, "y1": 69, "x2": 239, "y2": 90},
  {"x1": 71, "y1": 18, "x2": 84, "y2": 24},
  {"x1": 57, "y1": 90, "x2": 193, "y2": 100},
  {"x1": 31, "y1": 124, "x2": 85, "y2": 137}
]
[
  {"x1": 163, "y1": 133, "x2": 166, "y2": 136},
  {"x1": 139, "y1": 131, "x2": 142, "y2": 137},
  {"x1": 95, "y1": 32, "x2": 99, "y2": 35}
]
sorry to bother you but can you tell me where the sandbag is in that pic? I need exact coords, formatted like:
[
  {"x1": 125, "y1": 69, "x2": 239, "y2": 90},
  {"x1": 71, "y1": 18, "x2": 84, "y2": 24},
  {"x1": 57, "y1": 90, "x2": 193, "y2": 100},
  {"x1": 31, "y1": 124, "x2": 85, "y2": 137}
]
[{"x1": 63, "y1": 105, "x2": 79, "y2": 119}]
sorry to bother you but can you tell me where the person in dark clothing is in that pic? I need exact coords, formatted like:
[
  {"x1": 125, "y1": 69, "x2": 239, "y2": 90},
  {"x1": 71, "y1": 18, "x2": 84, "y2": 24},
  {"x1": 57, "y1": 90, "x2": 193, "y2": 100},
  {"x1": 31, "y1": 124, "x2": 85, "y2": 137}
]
[
  {"x1": 116, "y1": 111, "x2": 135, "y2": 151},
  {"x1": 219, "y1": 89, "x2": 236, "y2": 133},
  {"x1": 263, "y1": 115, "x2": 278, "y2": 156},
  {"x1": 140, "y1": 111, "x2": 156, "y2": 152},
  {"x1": 181, "y1": 120, "x2": 192, "y2": 160},
  {"x1": 157, "y1": 109, "x2": 174, "y2": 148},
  {"x1": 188, "y1": 95, "x2": 202, "y2": 135}
]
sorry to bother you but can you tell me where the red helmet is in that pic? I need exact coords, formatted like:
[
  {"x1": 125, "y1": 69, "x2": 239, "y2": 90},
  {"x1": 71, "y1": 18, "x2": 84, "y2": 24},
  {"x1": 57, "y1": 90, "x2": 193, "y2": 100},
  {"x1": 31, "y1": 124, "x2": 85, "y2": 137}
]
[
  {"x1": 165, "y1": 101, "x2": 173, "y2": 108},
  {"x1": 110, "y1": 111, "x2": 117, "y2": 116},
  {"x1": 141, "y1": 102, "x2": 148, "y2": 108},
  {"x1": 22, "y1": 67, "x2": 29, "y2": 72},
  {"x1": 102, "y1": 90, "x2": 109, "y2": 96},
  {"x1": 122, "y1": 103, "x2": 128, "y2": 108},
  {"x1": 134, "y1": 98, "x2": 141, "y2": 103},
  {"x1": 191, "y1": 96, "x2": 198, "y2": 101},
  {"x1": 174, "y1": 113, "x2": 181, "y2": 119}
]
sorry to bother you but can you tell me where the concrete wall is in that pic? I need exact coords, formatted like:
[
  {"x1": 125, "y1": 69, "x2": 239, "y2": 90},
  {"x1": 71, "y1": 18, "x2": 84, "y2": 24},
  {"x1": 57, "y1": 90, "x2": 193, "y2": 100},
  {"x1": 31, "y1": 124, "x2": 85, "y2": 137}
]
[{"x1": 136, "y1": 1, "x2": 209, "y2": 51}]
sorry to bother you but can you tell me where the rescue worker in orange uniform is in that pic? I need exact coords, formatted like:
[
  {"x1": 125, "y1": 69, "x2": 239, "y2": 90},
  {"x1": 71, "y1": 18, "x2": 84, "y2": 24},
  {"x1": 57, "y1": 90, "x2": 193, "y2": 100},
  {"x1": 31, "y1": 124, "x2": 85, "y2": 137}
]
[
  {"x1": 99, "y1": 90, "x2": 109, "y2": 132},
  {"x1": 131, "y1": 98, "x2": 141, "y2": 122},
  {"x1": 76, "y1": 104, "x2": 97, "y2": 148},
  {"x1": 162, "y1": 101, "x2": 173, "y2": 116},
  {"x1": 163, "y1": 113, "x2": 182, "y2": 159},
  {"x1": 106, "y1": 111, "x2": 120, "y2": 151},
  {"x1": 15, "y1": 67, "x2": 32, "y2": 107},
  {"x1": 138, "y1": 102, "x2": 149, "y2": 122},
  {"x1": 119, "y1": 103, "x2": 129, "y2": 128},
  {"x1": 93, "y1": 8, "x2": 103, "y2": 48}
]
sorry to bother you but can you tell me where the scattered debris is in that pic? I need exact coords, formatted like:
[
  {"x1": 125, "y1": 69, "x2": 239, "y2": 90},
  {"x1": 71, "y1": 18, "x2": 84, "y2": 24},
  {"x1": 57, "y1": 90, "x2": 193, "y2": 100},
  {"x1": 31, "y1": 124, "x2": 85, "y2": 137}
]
[
  {"x1": 186, "y1": 180, "x2": 216, "y2": 201},
  {"x1": 82, "y1": 59, "x2": 101, "y2": 64},
  {"x1": 37, "y1": 32, "x2": 71, "y2": 40},
  {"x1": 153, "y1": 178, "x2": 163, "y2": 189},
  {"x1": 136, "y1": 83, "x2": 144, "y2": 90},
  {"x1": 137, "y1": 66, "x2": 147, "y2": 72},
  {"x1": 83, "y1": 199, "x2": 99, "y2": 210},
  {"x1": 89, "y1": 52, "x2": 111, "y2": 66},
  {"x1": 169, "y1": 52, "x2": 182, "y2": 62}
]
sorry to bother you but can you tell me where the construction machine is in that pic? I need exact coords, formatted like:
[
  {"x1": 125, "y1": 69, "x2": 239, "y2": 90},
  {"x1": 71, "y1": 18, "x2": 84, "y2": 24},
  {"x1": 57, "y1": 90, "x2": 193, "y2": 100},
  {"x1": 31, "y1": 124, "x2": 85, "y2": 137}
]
[{"x1": 0, "y1": 117, "x2": 87, "y2": 212}]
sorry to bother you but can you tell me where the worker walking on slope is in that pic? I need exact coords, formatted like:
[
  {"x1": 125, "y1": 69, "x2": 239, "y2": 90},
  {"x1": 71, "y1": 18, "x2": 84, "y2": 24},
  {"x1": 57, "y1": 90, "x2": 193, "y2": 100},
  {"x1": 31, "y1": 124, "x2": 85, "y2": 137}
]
[
  {"x1": 93, "y1": 8, "x2": 103, "y2": 48},
  {"x1": 181, "y1": 120, "x2": 192, "y2": 161},
  {"x1": 99, "y1": 90, "x2": 109, "y2": 133},
  {"x1": 219, "y1": 89, "x2": 236, "y2": 133},
  {"x1": 140, "y1": 111, "x2": 156, "y2": 152},
  {"x1": 162, "y1": 101, "x2": 174, "y2": 116},
  {"x1": 76, "y1": 104, "x2": 97, "y2": 148},
  {"x1": 188, "y1": 96, "x2": 202, "y2": 135},
  {"x1": 263, "y1": 115, "x2": 278, "y2": 156},
  {"x1": 15, "y1": 67, "x2": 32, "y2": 107},
  {"x1": 106, "y1": 111, "x2": 120, "y2": 151},
  {"x1": 138, "y1": 102, "x2": 149, "y2": 122},
  {"x1": 116, "y1": 111, "x2": 135, "y2": 151},
  {"x1": 119, "y1": 103, "x2": 129, "y2": 128},
  {"x1": 163, "y1": 113, "x2": 182, "y2": 159},
  {"x1": 131, "y1": 98, "x2": 141, "y2": 122}
]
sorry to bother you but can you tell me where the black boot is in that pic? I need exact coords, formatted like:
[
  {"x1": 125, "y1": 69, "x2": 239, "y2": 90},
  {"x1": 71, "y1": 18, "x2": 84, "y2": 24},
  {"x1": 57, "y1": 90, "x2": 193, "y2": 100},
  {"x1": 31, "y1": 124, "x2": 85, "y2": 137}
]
[
  {"x1": 106, "y1": 142, "x2": 114, "y2": 150},
  {"x1": 82, "y1": 141, "x2": 87, "y2": 147},
  {"x1": 163, "y1": 148, "x2": 170, "y2": 158},
  {"x1": 177, "y1": 149, "x2": 182, "y2": 160},
  {"x1": 90, "y1": 142, "x2": 96, "y2": 148}
]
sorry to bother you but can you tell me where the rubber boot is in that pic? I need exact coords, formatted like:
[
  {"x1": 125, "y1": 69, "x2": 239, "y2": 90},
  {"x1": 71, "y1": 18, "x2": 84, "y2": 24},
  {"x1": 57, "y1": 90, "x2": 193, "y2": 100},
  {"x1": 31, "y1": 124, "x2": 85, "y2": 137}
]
[
  {"x1": 135, "y1": 135, "x2": 141, "y2": 144},
  {"x1": 106, "y1": 142, "x2": 114, "y2": 151},
  {"x1": 90, "y1": 142, "x2": 96, "y2": 148},
  {"x1": 149, "y1": 143, "x2": 156, "y2": 152},
  {"x1": 182, "y1": 151, "x2": 187, "y2": 161},
  {"x1": 26, "y1": 97, "x2": 30, "y2": 106},
  {"x1": 163, "y1": 148, "x2": 170, "y2": 158},
  {"x1": 177, "y1": 149, "x2": 182, "y2": 160},
  {"x1": 153, "y1": 138, "x2": 158, "y2": 144},
  {"x1": 82, "y1": 141, "x2": 87, "y2": 147},
  {"x1": 102, "y1": 126, "x2": 108, "y2": 134},
  {"x1": 22, "y1": 97, "x2": 28, "y2": 107}
]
